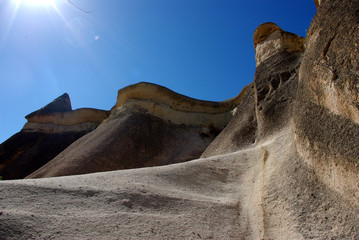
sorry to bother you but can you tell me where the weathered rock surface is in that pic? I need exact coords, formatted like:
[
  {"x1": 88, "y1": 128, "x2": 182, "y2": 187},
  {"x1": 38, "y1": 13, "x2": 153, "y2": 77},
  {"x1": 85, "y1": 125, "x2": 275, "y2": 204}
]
[
  {"x1": 201, "y1": 83, "x2": 257, "y2": 157},
  {"x1": 254, "y1": 22, "x2": 305, "y2": 66},
  {"x1": 25, "y1": 93, "x2": 72, "y2": 120},
  {"x1": 293, "y1": 0, "x2": 359, "y2": 205},
  {"x1": 25, "y1": 108, "x2": 109, "y2": 127},
  {"x1": 253, "y1": 22, "x2": 282, "y2": 48},
  {"x1": 255, "y1": 51, "x2": 302, "y2": 137},
  {"x1": 203, "y1": 27, "x2": 303, "y2": 157},
  {"x1": 114, "y1": 81, "x2": 247, "y2": 114},
  {"x1": 26, "y1": 110, "x2": 217, "y2": 178},
  {"x1": 27, "y1": 82, "x2": 245, "y2": 178},
  {"x1": 1, "y1": 0, "x2": 359, "y2": 239},
  {"x1": 0, "y1": 94, "x2": 109, "y2": 180},
  {"x1": 0, "y1": 131, "x2": 90, "y2": 180}
]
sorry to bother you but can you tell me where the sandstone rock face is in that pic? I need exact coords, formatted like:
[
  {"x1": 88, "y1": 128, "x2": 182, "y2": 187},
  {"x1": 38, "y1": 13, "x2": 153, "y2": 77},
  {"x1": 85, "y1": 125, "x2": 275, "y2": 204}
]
[
  {"x1": 27, "y1": 110, "x2": 217, "y2": 178},
  {"x1": 254, "y1": 22, "x2": 305, "y2": 66},
  {"x1": 255, "y1": 51, "x2": 301, "y2": 137},
  {"x1": 253, "y1": 22, "x2": 282, "y2": 48},
  {"x1": 0, "y1": 94, "x2": 109, "y2": 180},
  {"x1": 25, "y1": 93, "x2": 109, "y2": 133},
  {"x1": 201, "y1": 84, "x2": 257, "y2": 157},
  {"x1": 25, "y1": 108, "x2": 109, "y2": 126},
  {"x1": 23, "y1": 108, "x2": 110, "y2": 133},
  {"x1": 294, "y1": 0, "x2": 359, "y2": 205},
  {"x1": 203, "y1": 33, "x2": 302, "y2": 157},
  {"x1": 115, "y1": 81, "x2": 247, "y2": 114},
  {"x1": 2, "y1": 82, "x2": 245, "y2": 179},
  {"x1": 27, "y1": 82, "x2": 245, "y2": 178}
]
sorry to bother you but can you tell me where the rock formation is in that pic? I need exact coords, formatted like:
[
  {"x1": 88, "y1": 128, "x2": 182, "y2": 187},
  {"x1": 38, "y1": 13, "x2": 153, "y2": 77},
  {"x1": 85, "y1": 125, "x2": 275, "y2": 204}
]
[
  {"x1": 293, "y1": 0, "x2": 359, "y2": 205},
  {"x1": 0, "y1": 94, "x2": 109, "y2": 180},
  {"x1": 253, "y1": 22, "x2": 305, "y2": 66},
  {"x1": 202, "y1": 23, "x2": 303, "y2": 157},
  {"x1": 26, "y1": 82, "x2": 247, "y2": 178},
  {"x1": 1, "y1": 0, "x2": 359, "y2": 239},
  {"x1": 25, "y1": 93, "x2": 72, "y2": 119},
  {"x1": 24, "y1": 92, "x2": 109, "y2": 133}
]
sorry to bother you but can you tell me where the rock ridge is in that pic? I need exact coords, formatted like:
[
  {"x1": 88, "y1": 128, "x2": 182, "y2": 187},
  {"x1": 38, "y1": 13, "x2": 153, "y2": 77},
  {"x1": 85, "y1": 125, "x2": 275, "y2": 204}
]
[{"x1": 114, "y1": 81, "x2": 249, "y2": 114}]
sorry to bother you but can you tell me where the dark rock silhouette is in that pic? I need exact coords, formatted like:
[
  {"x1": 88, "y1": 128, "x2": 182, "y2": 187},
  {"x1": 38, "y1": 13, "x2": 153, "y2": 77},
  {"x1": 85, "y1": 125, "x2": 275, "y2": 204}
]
[
  {"x1": 0, "y1": 94, "x2": 108, "y2": 180},
  {"x1": 0, "y1": 131, "x2": 91, "y2": 180},
  {"x1": 25, "y1": 93, "x2": 72, "y2": 120}
]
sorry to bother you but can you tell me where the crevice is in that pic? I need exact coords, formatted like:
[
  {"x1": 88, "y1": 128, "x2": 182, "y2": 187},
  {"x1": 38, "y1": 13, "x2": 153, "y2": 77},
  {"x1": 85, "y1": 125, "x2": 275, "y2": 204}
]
[
  {"x1": 322, "y1": 37, "x2": 335, "y2": 57},
  {"x1": 260, "y1": 146, "x2": 269, "y2": 239}
]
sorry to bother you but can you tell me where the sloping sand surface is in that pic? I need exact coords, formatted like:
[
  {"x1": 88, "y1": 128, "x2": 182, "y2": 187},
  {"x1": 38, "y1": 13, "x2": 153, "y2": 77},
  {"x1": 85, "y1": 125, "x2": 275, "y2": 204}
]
[
  {"x1": 1, "y1": 125, "x2": 359, "y2": 239},
  {"x1": 0, "y1": 126, "x2": 287, "y2": 239}
]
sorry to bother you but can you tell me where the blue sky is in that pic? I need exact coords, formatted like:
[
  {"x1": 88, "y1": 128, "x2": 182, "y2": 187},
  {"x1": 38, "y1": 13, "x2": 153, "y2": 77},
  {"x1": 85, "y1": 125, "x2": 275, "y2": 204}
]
[{"x1": 0, "y1": 0, "x2": 316, "y2": 143}]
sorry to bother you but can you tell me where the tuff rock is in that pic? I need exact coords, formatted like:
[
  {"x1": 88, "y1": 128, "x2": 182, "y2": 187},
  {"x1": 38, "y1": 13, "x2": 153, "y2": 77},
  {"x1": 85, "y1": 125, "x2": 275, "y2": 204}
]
[
  {"x1": 27, "y1": 82, "x2": 246, "y2": 178},
  {"x1": 1, "y1": 0, "x2": 359, "y2": 239},
  {"x1": 0, "y1": 94, "x2": 109, "y2": 180},
  {"x1": 254, "y1": 22, "x2": 305, "y2": 66}
]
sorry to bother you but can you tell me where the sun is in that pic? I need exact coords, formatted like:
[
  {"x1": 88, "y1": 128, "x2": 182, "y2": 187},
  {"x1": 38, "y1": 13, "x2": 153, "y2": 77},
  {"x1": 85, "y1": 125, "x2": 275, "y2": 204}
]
[
  {"x1": 14, "y1": 0, "x2": 57, "y2": 8},
  {"x1": 13, "y1": 0, "x2": 90, "y2": 13}
]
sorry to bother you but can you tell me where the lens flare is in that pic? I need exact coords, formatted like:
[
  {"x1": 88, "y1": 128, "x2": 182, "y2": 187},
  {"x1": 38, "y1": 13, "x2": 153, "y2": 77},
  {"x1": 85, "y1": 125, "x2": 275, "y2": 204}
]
[{"x1": 14, "y1": 0, "x2": 57, "y2": 7}]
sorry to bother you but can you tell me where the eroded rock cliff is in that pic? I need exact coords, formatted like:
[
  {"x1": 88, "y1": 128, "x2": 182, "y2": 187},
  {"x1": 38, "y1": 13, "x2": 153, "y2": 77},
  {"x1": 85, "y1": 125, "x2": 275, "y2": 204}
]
[
  {"x1": 202, "y1": 23, "x2": 303, "y2": 157},
  {"x1": 26, "y1": 82, "x2": 247, "y2": 178},
  {"x1": 1, "y1": 0, "x2": 359, "y2": 239}
]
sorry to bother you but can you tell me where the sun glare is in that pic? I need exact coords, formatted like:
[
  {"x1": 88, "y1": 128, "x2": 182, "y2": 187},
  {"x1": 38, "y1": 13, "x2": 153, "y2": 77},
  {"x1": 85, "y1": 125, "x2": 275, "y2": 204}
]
[{"x1": 14, "y1": 0, "x2": 57, "y2": 7}]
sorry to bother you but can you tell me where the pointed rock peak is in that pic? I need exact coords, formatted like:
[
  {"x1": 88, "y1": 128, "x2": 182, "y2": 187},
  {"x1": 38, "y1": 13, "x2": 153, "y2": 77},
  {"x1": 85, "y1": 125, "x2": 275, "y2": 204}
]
[
  {"x1": 26, "y1": 93, "x2": 72, "y2": 120},
  {"x1": 254, "y1": 22, "x2": 305, "y2": 66}
]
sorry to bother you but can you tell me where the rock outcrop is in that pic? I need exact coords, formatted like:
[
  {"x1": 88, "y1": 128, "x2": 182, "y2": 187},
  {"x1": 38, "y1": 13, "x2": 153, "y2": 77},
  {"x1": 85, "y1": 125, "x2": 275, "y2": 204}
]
[
  {"x1": 26, "y1": 82, "x2": 247, "y2": 178},
  {"x1": 114, "y1": 82, "x2": 247, "y2": 114},
  {"x1": 1, "y1": 0, "x2": 359, "y2": 239},
  {"x1": 25, "y1": 93, "x2": 72, "y2": 120},
  {"x1": 24, "y1": 93, "x2": 109, "y2": 133},
  {"x1": 254, "y1": 22, "x2": 305, "y2": 66},
  {"x1": 202, "y1": 24, "x2": 303, "y2": 157},
  {"x1": 0, "y1": 94, "x2": 109, "y2": 180}
]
